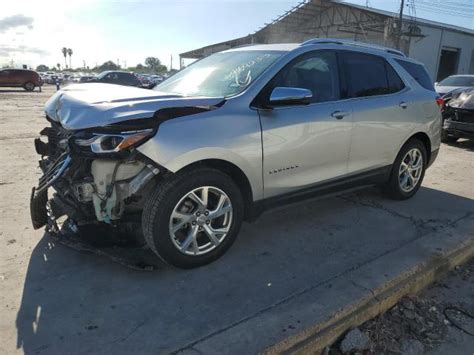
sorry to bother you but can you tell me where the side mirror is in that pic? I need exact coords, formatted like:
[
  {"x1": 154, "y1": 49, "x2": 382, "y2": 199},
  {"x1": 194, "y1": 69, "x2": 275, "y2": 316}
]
[
  {"x1": 434, "y1": 82, "x2": 439, "y2": 86},
  {"x1": 269, "y1": 87, "x2": 312, "y2": 107}
]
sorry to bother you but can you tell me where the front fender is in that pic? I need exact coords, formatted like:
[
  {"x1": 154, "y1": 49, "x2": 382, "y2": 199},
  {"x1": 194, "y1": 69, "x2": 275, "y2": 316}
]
[{"x1": 137, "y1": 106, "x2": 264, "y2": 200}]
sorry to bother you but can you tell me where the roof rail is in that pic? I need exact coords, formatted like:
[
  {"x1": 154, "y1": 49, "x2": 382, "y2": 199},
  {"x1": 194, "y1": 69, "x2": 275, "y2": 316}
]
[{"x1": 300, "y1": 38, "x2": 406, "y2": 57}]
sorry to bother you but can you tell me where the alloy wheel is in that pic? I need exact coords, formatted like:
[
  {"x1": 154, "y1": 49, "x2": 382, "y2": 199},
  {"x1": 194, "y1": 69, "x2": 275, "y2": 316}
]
[
  {"x1": 169, "y1": 186, "x2": 233, "y2": 256},
  {"x1": 398, "y1": 148, "x2": 423, "y2": 192}
]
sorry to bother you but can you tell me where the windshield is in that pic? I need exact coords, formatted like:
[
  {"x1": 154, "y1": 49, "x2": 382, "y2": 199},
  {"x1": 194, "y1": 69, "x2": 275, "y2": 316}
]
[
  {"x1": 439, "y1": 76, "x2": 474, "y2": 87},
  {"x1": 154, "y1": 50, "x2": 284, "y2": 97},
  {"x1": 96, "y1": 71, "x2": 111, "y2": 79}
]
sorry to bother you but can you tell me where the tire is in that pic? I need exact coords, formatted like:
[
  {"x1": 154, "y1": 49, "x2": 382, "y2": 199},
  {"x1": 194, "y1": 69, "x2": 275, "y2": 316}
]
[
  {"x1": 385, "y1": 139, "x2": 427, "y2": 200},
  {"x1": 142, "y1": 167, "x2": 244, "y2": 268},
  {"x1": 24, "y1": 82, "x2": 35, "y2": 91}
]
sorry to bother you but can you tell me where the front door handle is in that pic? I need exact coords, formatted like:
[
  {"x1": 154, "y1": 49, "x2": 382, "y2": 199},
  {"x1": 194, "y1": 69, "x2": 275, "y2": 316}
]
[
  {"x1": 399, "y1": 101, "x2": 408, "y2": 109},
  {"x1": 331, "y1": 110, "x2": 350, "y2": 119}
]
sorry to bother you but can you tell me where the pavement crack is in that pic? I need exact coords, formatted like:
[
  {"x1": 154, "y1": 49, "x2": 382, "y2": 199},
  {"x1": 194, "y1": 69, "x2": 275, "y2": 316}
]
[{"x1": 339, "y1": 194, "x2": 472, "y2": 235}]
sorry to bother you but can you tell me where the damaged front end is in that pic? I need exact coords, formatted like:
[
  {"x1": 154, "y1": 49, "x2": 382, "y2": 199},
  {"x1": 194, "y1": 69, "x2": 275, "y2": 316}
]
[{"x1": 30, "y1": 118, "x2": 160, "y2": 237}]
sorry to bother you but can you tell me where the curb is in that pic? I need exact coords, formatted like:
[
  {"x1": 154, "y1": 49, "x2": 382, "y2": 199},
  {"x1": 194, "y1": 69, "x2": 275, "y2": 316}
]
[{"x1": 263, "y1": 236, "x2": 474, "y2": 354}]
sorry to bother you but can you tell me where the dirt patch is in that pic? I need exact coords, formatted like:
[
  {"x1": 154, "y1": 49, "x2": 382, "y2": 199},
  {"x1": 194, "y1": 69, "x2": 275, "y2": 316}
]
[{"x1": 329, "y1": 260, "x2": 474, "y2": 354}]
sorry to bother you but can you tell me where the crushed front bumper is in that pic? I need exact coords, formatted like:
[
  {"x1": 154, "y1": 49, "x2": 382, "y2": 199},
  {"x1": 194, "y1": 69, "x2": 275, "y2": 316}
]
[
  {"x1": 30, "y1": 153, "x2": 71, "y2": 229},
  {"x1": 443, "y1": 119, "x2": 474, "y2": 139}
]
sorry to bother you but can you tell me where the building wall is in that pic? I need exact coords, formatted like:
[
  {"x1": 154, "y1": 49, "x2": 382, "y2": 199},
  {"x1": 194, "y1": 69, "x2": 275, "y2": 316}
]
[{"x1": 408, "y1": 25, "x2": 474, "y2": 80}]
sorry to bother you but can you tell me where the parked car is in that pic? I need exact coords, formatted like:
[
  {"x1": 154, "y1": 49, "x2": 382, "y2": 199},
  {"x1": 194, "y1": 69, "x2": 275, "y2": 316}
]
[
  {"x1": 45, "y1": 74, "x2": 63, "y2": 85},
  {"x1": 0, "y1": 68, "x2": 42, "y2": 91},
  {"x1": 79, "y1": 75, "x2": 96, "y2": 83},
  {"x1": 31, "y1": 39, "x2": 441, "y2": 268},
  {"x1": 440, "y1": 87, "x2": 474, "y2": 143},
  {"x1": 435, "y1": 75, "x2": 474, "y2": 96},
  {"x1": 90, "y1": 71, "x2": 141, "y2": 87}
]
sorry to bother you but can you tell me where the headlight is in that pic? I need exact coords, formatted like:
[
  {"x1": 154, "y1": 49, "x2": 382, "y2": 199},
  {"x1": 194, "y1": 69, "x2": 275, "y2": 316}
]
[{"x1": 75, "y1": 129, "x2": 153, "y2": 154}]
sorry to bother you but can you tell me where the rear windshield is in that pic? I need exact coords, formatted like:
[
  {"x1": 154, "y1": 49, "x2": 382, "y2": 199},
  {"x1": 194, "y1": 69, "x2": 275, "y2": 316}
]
[
  {"x1": 438, "y1": 76, "x2": 474, "y2": 87},
  {"x1": 395, "y1": 59, "x2": 434, "y2": 91}
]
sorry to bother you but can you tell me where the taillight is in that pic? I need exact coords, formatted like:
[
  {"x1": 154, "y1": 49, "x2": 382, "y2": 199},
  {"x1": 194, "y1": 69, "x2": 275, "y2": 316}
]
[{"x1": 436, "y1": 97, "x2": 445, "y2": 110}]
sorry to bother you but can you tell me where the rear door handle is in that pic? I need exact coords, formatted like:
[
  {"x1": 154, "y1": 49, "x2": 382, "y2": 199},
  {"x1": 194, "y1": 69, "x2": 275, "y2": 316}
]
[
  {"x1": 331, "y1": 110, "x2": 350, "y2": 119},
  {"x1": 399, "y1": 101, "x2": 408, "y2": 109}
]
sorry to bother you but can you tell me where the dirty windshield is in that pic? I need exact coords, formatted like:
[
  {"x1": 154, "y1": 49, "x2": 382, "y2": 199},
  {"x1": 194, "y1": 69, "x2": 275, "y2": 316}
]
[{"x1": 154, "y1": 50, "x2": 283, "y2": 97}]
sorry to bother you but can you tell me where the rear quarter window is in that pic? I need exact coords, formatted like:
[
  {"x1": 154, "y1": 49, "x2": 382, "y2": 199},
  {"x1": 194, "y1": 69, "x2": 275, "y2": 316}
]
[{"x1": 395, "y1": 59, "x2": 434, "y2": 91}]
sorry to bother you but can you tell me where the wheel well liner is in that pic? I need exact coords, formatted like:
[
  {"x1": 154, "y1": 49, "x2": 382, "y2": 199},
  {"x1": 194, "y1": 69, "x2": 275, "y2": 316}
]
[{"x1": 177, "y1": 159, "x2": 254, "y2": 220}]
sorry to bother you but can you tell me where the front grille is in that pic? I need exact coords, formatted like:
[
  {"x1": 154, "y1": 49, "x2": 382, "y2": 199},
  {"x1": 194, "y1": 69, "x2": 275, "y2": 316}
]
[{"x1": 36, "y1": 153, "x2": 71, "y2": 194}]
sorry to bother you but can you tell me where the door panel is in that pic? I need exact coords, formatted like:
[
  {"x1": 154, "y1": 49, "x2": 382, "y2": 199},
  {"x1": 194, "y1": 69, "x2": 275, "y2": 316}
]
[
  {"x1": 340, "y1": 51, "x2": 412, "y2": 174},
  {"x1": 258, "y1": 50, "x2": 353, "y2": 198},
  {"x1": 259, "y1": 103, "x2": 353, "y2": 198},
  {"x1": 348, "y1": 94, "x2": 416, "y2": 173},
  {"x1": 0, "y1": 70, "x2": 11, "y2": 86}
]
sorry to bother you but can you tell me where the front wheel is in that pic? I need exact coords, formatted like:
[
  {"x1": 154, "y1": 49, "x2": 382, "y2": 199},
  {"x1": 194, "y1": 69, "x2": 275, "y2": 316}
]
[
  {"x1": 385, "y1": 139, "x2": 427, "y2": 200},
  {"x1": 142, "y1": 167, "x2": 244, "y2": 268}
]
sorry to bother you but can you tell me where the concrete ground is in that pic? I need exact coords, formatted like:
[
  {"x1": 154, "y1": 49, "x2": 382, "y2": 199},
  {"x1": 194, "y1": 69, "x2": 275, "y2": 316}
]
[{"x1": 0, "y1": 86, "x2": 473, "y2": 354}]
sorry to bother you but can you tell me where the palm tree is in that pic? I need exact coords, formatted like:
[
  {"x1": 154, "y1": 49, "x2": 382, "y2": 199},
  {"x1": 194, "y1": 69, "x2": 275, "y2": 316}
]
[
  {"x1": 61, "y1": 47, "x2": 68, "y2": 69},
  {"x1": 67, "y1": 48, "x2": 73, "y2": 69}
]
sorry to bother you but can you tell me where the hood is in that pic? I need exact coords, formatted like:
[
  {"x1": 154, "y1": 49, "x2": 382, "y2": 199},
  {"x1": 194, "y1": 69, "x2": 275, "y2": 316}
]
[
  {"x1": 436, "y1": 85, "x2": 470, "y2": 95},
  {"x1": 45, "y1": 83, "x2": 225, "y2": 130},
  {"x1": 448, "y1": 89, "x2": 474, "y2": 110}
]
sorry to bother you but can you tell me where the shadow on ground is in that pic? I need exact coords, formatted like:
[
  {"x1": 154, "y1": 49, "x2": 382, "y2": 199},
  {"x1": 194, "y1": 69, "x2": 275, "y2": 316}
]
[
  {"x1": 15, "y1": 186, "x2": 474, "y2": 354},
  {"x1": 451, "y1": 139, "x2": 474, "y2": 152}
]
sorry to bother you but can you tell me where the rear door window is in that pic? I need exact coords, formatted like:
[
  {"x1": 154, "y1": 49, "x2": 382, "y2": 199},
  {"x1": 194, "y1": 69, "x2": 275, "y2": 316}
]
[
  {"x1": 395, "y1": 59, "x2": 434, "y2": 91},
  {"x1": 342, "y1": 52, "x2": 402, "y2": 98}
]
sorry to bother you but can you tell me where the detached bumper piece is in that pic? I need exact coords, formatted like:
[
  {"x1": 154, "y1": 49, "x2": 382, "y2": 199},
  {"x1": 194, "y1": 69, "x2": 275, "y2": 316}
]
[
  {"x1": 30, "y1": 153, "x2": 71, "y2": 229},
  {"x1": 30, "y1": 187, "x2": 48, "y2": 229}
]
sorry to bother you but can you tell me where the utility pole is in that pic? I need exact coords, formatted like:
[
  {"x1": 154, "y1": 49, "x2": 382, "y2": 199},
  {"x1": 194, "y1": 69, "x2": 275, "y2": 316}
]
[
  {"x1": 170, "y1": 54, "x2": 173, "y2": 70},
  {"x1": 396, "y1": 0, "x2": 405, "y2": 50}
]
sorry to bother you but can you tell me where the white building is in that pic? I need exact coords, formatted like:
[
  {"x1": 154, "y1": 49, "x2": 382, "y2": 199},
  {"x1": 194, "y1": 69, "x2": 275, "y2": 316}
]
[{"x1": 180, "y1": 0, "x2": 474, "y2": 81}]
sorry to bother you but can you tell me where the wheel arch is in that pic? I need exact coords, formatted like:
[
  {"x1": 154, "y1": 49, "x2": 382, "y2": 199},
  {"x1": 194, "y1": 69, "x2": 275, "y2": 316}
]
[
  {"x1": 400, "y1": 131, "x2": 432, "y2": 163},
  {"x1": 175, "y1": 159, "x2": 255, "y2": 221}
]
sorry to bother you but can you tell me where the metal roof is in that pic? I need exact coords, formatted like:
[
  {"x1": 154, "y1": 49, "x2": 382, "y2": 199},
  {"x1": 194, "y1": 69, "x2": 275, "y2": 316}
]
[
  {"x1": 336, "y1": 1, "x2": 474, "y2": 36},
  {"x1": 180, "y1": 0, "x2": 474, "y2": 59}
]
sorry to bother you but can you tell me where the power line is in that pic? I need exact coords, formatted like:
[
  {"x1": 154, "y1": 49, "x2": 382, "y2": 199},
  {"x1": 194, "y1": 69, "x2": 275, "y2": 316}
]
[
  {"x1": 414, "y1": 4, "x2": 473, "y2": 17},
  {"x1": 416, "y1": 0, "x2": 473, "y2": 12}
]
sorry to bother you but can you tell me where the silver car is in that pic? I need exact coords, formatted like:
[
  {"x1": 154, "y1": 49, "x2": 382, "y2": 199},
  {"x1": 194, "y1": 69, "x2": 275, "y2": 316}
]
[{"x1": 31, "y1": 39, "x2": 441, "y2": 268}]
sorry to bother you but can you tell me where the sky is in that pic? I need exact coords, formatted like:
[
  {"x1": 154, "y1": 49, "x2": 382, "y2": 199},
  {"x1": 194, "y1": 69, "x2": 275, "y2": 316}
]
[{"x1": 1, "y1": 0, "x2": 473, "y2": 70}]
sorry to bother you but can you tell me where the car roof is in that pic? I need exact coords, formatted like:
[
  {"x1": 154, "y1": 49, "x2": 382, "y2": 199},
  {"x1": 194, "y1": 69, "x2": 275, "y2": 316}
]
[
  {"x1": 220, "y1": 39, "x2": 416, "y2": 62},
  {"x1": 223, "y1": 43, "x2": 299, "y2": 53},
  {"x1": 1, "y1": 68, "x2": 35, "y2": 72}
]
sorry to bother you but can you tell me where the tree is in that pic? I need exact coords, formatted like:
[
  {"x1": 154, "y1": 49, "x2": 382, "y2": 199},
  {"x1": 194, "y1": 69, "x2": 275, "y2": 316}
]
[
  {"x1": 36, "y1": 64, "x2": 49, "y2": 72},
  {"x1": 145, "y1": 57, "x2": 167, "y2": 73},
  {"x1": 57, "y1": 63, "x2": 61, "y2": 70},
  {"x1": 67, "y1": 48, "x2": 73, "y2": 69},
  {"x1": 95, "y1": 60, "x2": 120, "y2": 72},
  {"x1": 61, "y1": 47, "x2": 67, "y2": 68}
]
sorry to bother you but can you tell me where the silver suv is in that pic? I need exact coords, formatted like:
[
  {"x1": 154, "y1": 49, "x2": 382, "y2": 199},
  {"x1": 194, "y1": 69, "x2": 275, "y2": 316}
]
[{"x1": 31, "y1": 39, "x2": 441, "y2": 268}]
